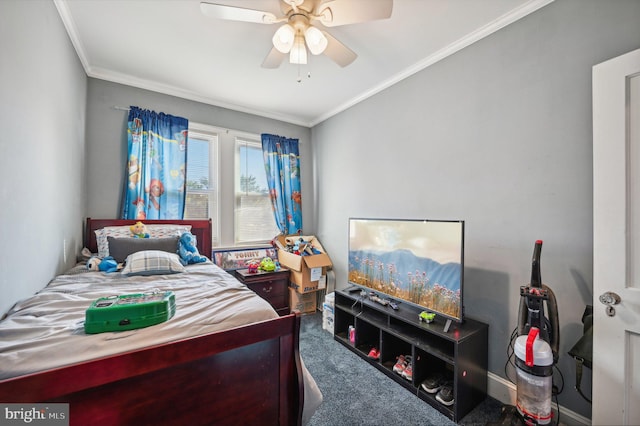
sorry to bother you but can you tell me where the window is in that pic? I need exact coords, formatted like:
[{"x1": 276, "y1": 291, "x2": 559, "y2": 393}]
[
  {"x1": 235, "y1": 138, "x2": 280, "y2": 245},
  {"x1": 185, "y1": 123, "x2": 279, "y2": 248},
  {"x1": 184, "y1": 127, "x2": 219, "y2": 246}
]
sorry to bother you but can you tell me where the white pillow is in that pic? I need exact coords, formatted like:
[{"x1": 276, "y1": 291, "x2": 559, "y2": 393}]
[
  {"x1": 121, "y1": 250, "x2": 186, "y2": 276},
  {"x1": 95, "y1": 224, "x2": 192, "y2": 258},
  {"x1": 95, "y1": 226, "x2": 130, "y2": 258},
  {"x1": 146, "y1": 224, "x2": 192, "y2": 237}
]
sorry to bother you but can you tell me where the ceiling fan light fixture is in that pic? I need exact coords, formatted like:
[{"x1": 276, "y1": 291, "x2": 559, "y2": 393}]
[
  {"x1": 289, "y1": 34, "x2": 307, "y2": 64},
  {"x1": 272, "y1": 24, "x2": 295, "y2": 53},
  {"x1": 304, "y1": 26, "x2": 328, "y2": 55},
  {"x1": 200, "y1": 0, "x2": 394, "y2": 69}
]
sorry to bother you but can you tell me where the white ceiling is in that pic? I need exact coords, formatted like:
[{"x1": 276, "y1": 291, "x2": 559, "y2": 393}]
[{"x1": 55, "y1": 0, "x2": 553, "y2": 127}]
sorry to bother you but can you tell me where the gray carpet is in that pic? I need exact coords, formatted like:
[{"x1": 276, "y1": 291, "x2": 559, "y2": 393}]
[{"x1": 299, "y1": 312, "x2": 504, "y2": 426}]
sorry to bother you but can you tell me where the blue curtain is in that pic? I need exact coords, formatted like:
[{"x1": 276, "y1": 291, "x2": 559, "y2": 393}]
[
  {"x1": 121, "y1": 106, "x2": 189, "y2": 220},
  {"x1": 261, "y1": 134, "x2": 302, "y2": 235}
]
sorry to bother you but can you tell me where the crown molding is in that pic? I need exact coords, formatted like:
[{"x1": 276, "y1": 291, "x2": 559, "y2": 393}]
[
  {"x1": 55, "y1": 0, "x2": 554, "y2": 129},
  {"x1": 88, "y1": 66, "x2": 312, "y2": 127},
  {"x1": 53, "y1": 0, "x2": 90, "y2": 72},
  {"x1": 309, "y1": 0, "x2": 555, "y2": 126},
  {"x1": 53, "y1": 0, "x2": 312, "y2": 127}
]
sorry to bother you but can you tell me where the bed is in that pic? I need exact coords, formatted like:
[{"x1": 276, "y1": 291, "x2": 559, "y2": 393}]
[{"x1": 0, "y1": 218, "x2": 321, "y2": 425}]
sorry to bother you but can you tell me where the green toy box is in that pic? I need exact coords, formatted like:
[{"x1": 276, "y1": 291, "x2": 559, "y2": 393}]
[{"x1": 84, "y1": 291, "x2": 176, "y2": 334}]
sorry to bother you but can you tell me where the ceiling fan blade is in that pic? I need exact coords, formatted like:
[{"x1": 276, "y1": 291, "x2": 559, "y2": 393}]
[
  {"x1": 281, "y1": 0, "x2": 318, "y2": 15},
  {"x1": 316, "y1": 0, "x2": 393, "y2": 27},
  {"x1": 262, "y1": 47, "x2": 287, "y2": 68},
  {"x1": 322, "y1": 31, "x2": 357, "y2": 67},
  {"x1": 200, "y1": 2, "x2": 277, "y2": 24}
]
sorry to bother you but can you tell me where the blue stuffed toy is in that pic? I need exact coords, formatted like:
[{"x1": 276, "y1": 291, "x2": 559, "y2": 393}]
[
  {"x1": 178, "y1": 232, "x2": 207, "y2": 265},
  {"x1": 99, "y1": 256, "x2": 118, "y2": 273},
  {"x1": 87, "y1": 255, "x2": 118, "y2": 273}
]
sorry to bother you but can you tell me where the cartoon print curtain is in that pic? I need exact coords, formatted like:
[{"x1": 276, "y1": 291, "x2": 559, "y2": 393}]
[
  {"x1": 121, "y1": 106, "x2": 189, "y2": 220},
  {"x1": 261, "y1": 134, "x2": 302, "y2": 235}
]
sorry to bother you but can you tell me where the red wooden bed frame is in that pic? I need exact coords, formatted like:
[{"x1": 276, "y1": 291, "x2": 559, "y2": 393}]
[{"x1": 0, "y1": 218, "x2": 304, "y2": 425}]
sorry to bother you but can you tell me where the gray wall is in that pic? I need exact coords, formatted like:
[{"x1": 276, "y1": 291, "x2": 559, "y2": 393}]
[
  {"x1": 85, "y1": 79, "x2": 313, "y2": 234},
  {"x1": 311, "y1": 0, "x2": 640, "y2": 418},
  {"x1": 0, "y1": 0, "x2": 87, "y2": 316},
  {"x1": 3, "y1": 0, "x2": 639, "y2": 419}
]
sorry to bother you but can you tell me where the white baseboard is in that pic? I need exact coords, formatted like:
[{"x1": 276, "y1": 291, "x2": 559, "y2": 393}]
[{"x1": 487, "y1": 372, "x2": 591, "y2": 426}]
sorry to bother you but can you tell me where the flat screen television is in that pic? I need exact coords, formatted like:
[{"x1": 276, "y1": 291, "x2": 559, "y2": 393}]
[{"x1": 348, "y1": 218, "x2": 465, "y2": 324}]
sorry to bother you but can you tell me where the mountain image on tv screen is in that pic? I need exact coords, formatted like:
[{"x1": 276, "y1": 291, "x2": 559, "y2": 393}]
[{"x1": 348, "y1": 219, "x2": 463, "y2": 320}]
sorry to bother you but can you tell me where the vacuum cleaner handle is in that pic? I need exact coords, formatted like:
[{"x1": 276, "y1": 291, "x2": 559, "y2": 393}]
[
  {"x1": 531, "y1": 240, "x2": 543, "y2": 288},
  {"x1": 517, "y1": 240, "x2": 560, "y2": 359},
  {"x1": 543, "y1": 284, "x2": 560, "y2": 363},
  {"x1": 517, "y1": 296, "x2": 528, "y2": 336}
]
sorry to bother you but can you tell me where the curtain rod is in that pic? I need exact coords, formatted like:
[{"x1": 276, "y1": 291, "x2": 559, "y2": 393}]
[{"x1": 112, "y1": 106, "x2": 235, "y2": 136}]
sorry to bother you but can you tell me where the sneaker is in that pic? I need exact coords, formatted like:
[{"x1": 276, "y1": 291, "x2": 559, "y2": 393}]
[
  {"x1": 401, "y1": 362, "x2": 413, "y2": 381},
  {"x1": 392, "y1": 355, "x2": 406, "y2": 374},
  {"x1": 393, "y1": 355, "x2": 410, "y2": 375},
  {"x1": 421, "y1": 373, "x2": 446, "y2": 394},
  {"x1": 367, "y1": 347, "x2": 380, "y2": 360},
  {"x1": 435, "y1": 383, "x2": 454, "y2": 406}
]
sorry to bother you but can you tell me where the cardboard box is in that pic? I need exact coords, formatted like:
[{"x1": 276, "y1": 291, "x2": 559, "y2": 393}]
[
  {"x1": 277, "y1": 235, "x2": 332, "y2": 293},
  {"x1": 289, "y1": 288, "x2": 317, "y2": 314}
]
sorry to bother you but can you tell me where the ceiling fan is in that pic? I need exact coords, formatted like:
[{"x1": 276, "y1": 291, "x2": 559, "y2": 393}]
[{"x1": 200, "y1": 0, "x2": 393, "y2": 68}]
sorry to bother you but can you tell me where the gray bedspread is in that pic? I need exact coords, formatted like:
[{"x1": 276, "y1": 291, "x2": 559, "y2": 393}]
[
  {"x1": 0, "y1": 261, "x2": 323, "y2": 422},
  {"x1": 0, "y1": 261, "x2": 281, "y2": 380}
]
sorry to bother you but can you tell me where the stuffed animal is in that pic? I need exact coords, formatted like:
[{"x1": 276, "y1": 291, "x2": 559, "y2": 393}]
[
  {"x1": 130, "y1": 221, "x2": 149, "y2": 238},
  {"x1": 87, "y1": 256, "x2": 101, "y2": 271},
  {"x1": 247, "y1": 260, "x2": 260, "y2": 274},
  {"x1": 292, "y1": 239, "x2": 306, "y2": 255},
  {"x1": 87, "y1": 256, "x2": 118, "y2": 273},
  {"x1": 100, "y1": 257, "x2": 119, "y2": 273},
  {"x1": 178, "y1": 232, "x2": 207, "y2": 265},
  {"x1": 259, "y1": 257, "x2": 276, "y2": 272},
  {"x1": 291, "y1": 238, "x2": 321, "y2": 256}
]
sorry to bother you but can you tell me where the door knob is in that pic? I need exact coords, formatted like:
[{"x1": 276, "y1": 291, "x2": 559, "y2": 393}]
[
  {"x1": 599, "y1": 291, "x2": 621, "y2": 305},
  {"x1": 599, "y1": 291, "x2": 621, "y2": 317}
]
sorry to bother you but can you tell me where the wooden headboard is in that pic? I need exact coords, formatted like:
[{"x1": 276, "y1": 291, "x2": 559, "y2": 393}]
[{"x1": 85, "y1": 218, "x2": 213, "y2": 257}]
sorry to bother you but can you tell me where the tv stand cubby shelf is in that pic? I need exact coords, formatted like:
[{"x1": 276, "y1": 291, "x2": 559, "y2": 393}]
[{"x1": 333, "y1": 289, "x2": 488, "y2": 422}]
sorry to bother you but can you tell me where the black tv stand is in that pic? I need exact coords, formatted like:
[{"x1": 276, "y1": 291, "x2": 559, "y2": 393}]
[{"x1": 333, "y1": 289, "x2": 488, "y2": 422}]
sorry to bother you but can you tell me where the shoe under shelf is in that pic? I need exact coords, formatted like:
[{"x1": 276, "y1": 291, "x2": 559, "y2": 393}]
[{"x1": 333, "y1": 289, "x2": 488, "y2": 422}]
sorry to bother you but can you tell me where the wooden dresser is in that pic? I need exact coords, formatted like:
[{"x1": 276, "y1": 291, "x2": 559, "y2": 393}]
[{"x1": 234, "y1": 268, "x2": 290, "y2": 316}]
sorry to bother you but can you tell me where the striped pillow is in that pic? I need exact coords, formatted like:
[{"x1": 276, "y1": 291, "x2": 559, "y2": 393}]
[{"x1": 121, "y1": 250, "x2": 186, "y2": 276}]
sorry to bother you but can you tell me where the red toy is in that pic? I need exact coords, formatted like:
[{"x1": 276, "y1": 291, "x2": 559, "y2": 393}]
[{"x1": 247, "y1": 260, "x2": 260, "y2": 273}]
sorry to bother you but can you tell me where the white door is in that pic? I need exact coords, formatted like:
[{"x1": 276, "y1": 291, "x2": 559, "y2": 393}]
[{"x1": 593, "y1": 47, "x2": 640, "y2": 425}]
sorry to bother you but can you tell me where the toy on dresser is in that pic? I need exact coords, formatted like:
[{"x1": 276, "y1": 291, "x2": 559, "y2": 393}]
[
  {"x1": 259, "y1": 257, "x2": 277, "y2": 272},
  {"x1": 247, "y1": 257, "x2": 279, "y2": 274},
  {"x1": 247, "y1": 260, "x2": 260, "y2": 273}
]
